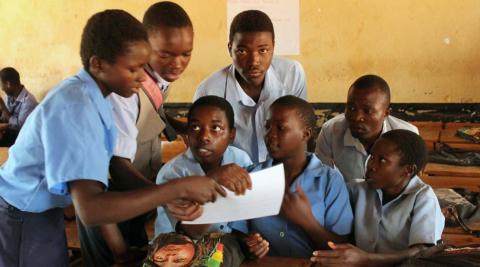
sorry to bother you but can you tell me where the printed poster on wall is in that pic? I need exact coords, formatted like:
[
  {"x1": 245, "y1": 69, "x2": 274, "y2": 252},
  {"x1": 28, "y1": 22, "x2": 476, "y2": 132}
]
[{"x1": 227, "y1": 0, "x2": 300, "y2": 55}]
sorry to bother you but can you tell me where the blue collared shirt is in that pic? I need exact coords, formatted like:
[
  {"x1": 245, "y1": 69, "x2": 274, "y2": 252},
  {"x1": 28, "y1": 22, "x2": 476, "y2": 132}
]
[
  {"x1": 0, "y1": 69, "x2": 116, "y2": 212},
  {"x1": 233, "y1": 154, "x2": 353, "y2": 258},
  {"x1": 2, "y1": 87, "x2": 38, "y2": 130},
  {"x1": 194, "y1": 57, "x2": 307, "y2": 163},
  {"x1": 349, "y1": 176, "x2": 445, "y2": 253},
  {"x1": 154, "y1": 146, "x2": 253, "y2": 237}
]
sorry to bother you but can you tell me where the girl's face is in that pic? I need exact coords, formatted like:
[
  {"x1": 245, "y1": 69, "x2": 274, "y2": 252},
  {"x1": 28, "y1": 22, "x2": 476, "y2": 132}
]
[
  {"x1": 365, "y1": 138, "x2": 410, "y2": 191},
  {"x1": 97, "y1": 40, "x2": 151, "y2": 97},
  {"x1": 152, "y1": 243, "x2": 195, "y2": 267},
  {"x1": 264, "y1": 105, "x2": 309, "y2": 161},
  {"x1": 188, "y1": 106, "x2": 235, "y2": 172}
]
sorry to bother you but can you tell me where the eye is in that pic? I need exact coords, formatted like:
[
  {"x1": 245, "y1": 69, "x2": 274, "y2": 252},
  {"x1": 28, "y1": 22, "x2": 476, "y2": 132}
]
[
  {"x1": 191, "y1": 125, "x2": 200, "y2": 131},
  {"x1": 236, "y1": 49, "x2": 247, "y2": 55},
  {"x1": 212, "y1": 125, "x2": 223, "y2": 132},
  {"x1": 159, "y1": 53, "x2": 171, "y2": 59},
  {"x1": 380, "y1": 157, "x2": 387, "y2": 164},
  {"x1": 183, "y1": 52, "x2": 192, "y2": 57},
  {"x1": 259, "y1": 48, "x2": 269, "y2": 54}
]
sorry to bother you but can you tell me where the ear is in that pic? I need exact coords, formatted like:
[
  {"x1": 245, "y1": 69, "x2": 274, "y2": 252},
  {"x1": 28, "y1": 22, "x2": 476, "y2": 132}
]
[
  {"x1": 228, "y1": 128, "x2": 236, "y2": 144},
  {"x1": 403, "y1": 164, "x2": 417, "y2": 179},
  {"x1": 227, "y1": 42, "x2": 233, "y2": 57},
  {"x1": 89, "y1": 56, "x2": 103, "y2": 75},
  {"x1": 302, "y1": 126, "x2": 312, "y2": 143},
  {"x1": 384, "y1": 106, "x2": 391, "y2": 117}
]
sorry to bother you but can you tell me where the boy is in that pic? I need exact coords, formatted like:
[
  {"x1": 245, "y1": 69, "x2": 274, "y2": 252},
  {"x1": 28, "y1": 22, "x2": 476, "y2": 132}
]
[
  {"x1": 79, "y1": 2, "x2": 195, "y2": 265},
  {"x1": 235, "y1": 96, "x2": 353, "y2": 258},
  {"x1": 311, "y1": 129, "x2": 445, "y2": 266},
  {"x1": 0, "y1": 10, "x2": 236, "y2": 266},
  {"x1": 0, "y1": 67, "x2": 38, "y2": 146},
  {"x1": 315, "y1": 74, "x2": 418, "y2": 182},
  {"x1": 193, "y1": 10, "x2": 307, "y2": 163},
  {"x1": 156, "y1": 96, "x2": 252, "y2": 238}
]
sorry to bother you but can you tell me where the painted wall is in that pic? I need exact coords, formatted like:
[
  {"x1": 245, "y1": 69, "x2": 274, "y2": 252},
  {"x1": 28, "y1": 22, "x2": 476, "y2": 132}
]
[{"x1": 0, "y1": 0, "x2": 479, "y2": 103}]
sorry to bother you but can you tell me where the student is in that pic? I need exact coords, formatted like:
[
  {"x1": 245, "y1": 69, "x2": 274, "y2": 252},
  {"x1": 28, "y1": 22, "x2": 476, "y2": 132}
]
[
  {"x1": 0, "y1": 67, "x2": 38, "y2": 146},
  {"x1": 155, "y1": 95, "x2": 253, "y2": 238},
  {"x1": 193, "y1": 10, "x2": 307, "y2": 163},
  {"x1": 79, "y1": 2, "x2": 195, "y2": 266},
  {"x1": 311, "y1": 129, "x2": 445, "y2": 266},
  {"x1": 234, "y1": 96, "x2": 353, "y2": 259},
  {"x1": 0, "y1": 10, "x2": 236, "y2": 266},
  {"x1": 315, "y1": 74, "x2": 418, "y2": 182}
]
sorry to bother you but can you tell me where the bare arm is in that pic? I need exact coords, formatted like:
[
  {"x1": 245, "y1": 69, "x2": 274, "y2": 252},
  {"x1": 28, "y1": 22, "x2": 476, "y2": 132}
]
[
  {"x1": 109, "y1": 156, "x2": 153, "y2": 190},
  {"x1": 70, "y1": 176, "x2": 226, "y2": 226}
]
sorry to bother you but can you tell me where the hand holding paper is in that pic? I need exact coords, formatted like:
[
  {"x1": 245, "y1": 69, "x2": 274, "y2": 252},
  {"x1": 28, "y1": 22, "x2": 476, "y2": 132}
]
[{"x1": 183, "y1": 164, "x2": 285, "y2": 225}]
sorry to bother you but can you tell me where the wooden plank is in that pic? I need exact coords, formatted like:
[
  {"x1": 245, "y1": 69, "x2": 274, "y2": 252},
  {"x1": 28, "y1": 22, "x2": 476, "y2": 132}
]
[
  {"x1": 0, "y1": 147, "x2": 8, "y2": 165},
  {"x1": 65, "y1": 220, "x2": 80, "y2": 249},
  {"x1": 241, "y1": 257, "x2": 312, "y2": 267},
  {"x1": 421, "y1": 175, "x2": 480, "y2": 191},
  {"x1": 424, "y1": 163, "x2": 480, "y2": 177},
  {"x1": 442, "y1": 233, "x2": 480, "y2": 246},
  {"x1": 161, "y1": 140, "x2": 187, "y2": 163},
  {"x1": 440, "y1": 122, "x2": 480, "y2": 151}
]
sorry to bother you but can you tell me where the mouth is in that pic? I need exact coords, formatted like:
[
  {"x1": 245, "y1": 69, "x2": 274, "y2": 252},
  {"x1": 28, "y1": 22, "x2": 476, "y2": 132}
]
[
  {"x1": 266, "y1": 142, "x2": 280, "y2": 153},
  {"x1": 246, "y1": 69, "x2": 263, "y2": 78},
  {"x1": 195, "y1": 147, "x2": 213, "y2": 157}
]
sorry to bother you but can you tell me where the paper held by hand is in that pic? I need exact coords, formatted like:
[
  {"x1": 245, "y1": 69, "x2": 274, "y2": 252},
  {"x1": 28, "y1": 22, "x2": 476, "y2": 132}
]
[{"x1": 183, "y1": 164, "x2": 285, "y2": 225}]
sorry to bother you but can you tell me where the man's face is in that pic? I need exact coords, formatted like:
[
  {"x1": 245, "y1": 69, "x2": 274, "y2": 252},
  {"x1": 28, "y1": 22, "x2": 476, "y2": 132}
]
[
  {"x1": 1, "y1": 81, "x2": 15, "y2": 96},
  {"x1": 229, "y1": 31, "x2": 274, "y2": 88},
  {"x1": 148, "y1": 26, "x2": 193, "y2": 82},
  {"x1": 345, "y1": 87, "x2": 389, "y2": 142},
  {"x1": 152, "y1": 243, "x2": 195, "y2": 267}
]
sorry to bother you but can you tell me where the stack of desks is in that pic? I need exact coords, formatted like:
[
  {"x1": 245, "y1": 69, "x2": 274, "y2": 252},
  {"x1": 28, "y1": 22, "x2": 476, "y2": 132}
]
[{"x1": 440, "y1": 122, "x2": 480, "y2": 151}]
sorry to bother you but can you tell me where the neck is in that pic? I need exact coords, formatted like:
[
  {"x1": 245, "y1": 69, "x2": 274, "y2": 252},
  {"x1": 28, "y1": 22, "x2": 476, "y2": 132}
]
[
  {"x1": 360, "y1": 132, "x2": 382, "y2": 154},
  {"x1": 235, "y1": 71, "x2": 263, "y2": 102},
  {"x1": 381, "y1": 179, "x2": 409, "y2": 205},
  {"x1": 10, "y1": 85, "x2": 23, "y2": 99},
  {"x1": 88, "y1": 71, "x2": 110, "y2": 97},
  {"x1": 201, "y1": 158, "x2": 223, "y2": 175},
  {"x1": 276, "y1": 152, "x2": 308, "y2": 187}
]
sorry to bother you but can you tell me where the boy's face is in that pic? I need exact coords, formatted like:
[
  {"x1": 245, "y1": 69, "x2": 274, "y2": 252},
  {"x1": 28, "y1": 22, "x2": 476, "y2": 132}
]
[
  {"x1": 152, "y1": 243, "x2": 195, "y2": 267},
  {"x1": 188, "y1": 106, "x2": 235, "y2": 170},
  {"x1": 365, "y1": 137, "x2": 410, "y2": 190},
  {"x1": 345, "y1": 87, "x2": 389, "y2": 142},
  {"x1": 0, "y1": 81, "x2": 13, "y2": 96},
  {"x1": 228, "y1": 31, "x2": 274, "y2": 88},
  {"x1": 265, "y1": 105, "x2": 309, "y2": 161},
  {"x1": 96, "y1": 41, "x2": 151, "y2": 98},
  {"x1": 148, "y1": 26, "x2": 193, "y2": 82}
]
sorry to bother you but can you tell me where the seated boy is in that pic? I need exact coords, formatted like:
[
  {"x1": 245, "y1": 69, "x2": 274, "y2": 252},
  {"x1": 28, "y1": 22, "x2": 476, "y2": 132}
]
[
  {"x1": 311, "y1": 129, "x2": 445, "y2": 266},
  {"x1": 155, "y1": 95, "x2": 253, "y2": 238},
  {"x1": 233, "y1": 95, "x2": 353, "y2": 259},
  {"x1": 315, "y1": 74, "x2": 418, "y2": 182}
]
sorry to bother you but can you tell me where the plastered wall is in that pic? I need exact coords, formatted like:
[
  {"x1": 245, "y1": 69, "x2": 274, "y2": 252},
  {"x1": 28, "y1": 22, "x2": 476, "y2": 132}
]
[{"x1": 0, "y1": 0, "x2": 479, "y2": 103}]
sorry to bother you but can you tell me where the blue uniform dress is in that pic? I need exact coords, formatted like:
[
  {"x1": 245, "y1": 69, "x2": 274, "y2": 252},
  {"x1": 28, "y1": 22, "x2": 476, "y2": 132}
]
[
  {"x1": 232, "y1": 154, "x2": 353, "y2": 258},
  {"x1": 155, "y1": 146, "x2": 252, "y2": 237},
  {"x1": 0, "y1": 69, "x2": 116, "y2": 266}
]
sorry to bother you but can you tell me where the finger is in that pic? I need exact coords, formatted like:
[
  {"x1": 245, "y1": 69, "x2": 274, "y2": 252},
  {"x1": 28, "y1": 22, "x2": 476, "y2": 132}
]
[
  {"x1": 175, "y1": 206, "x2": 204, "y2": 221},
  {"x1": 253, "y1": 242, "x2": 269, "y2": 258},
  {"x1": 327, "y1": 241, "x2": 336, "y2": 249},
  {"x1": 330, "y1": 243, "x2": 354, "y2": 250},
  {"x1": 312, "y1": 250, "x2": 342, "y2": 258},
  {"x1": 257, "y1": 244, "x2": 269, "y2": 258},
  {"x1": 215, "y1": 182, "x2": 227, "y2": 198}
]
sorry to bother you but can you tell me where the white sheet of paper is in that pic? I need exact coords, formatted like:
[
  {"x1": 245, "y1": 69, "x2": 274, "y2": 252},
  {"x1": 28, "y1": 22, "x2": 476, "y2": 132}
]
[
  {"x1": 227, "y1": 0, "x2": 300, "y2": 55},
  {"x1": 183, "y1": 164, "x2": 285, "y2": 225}
]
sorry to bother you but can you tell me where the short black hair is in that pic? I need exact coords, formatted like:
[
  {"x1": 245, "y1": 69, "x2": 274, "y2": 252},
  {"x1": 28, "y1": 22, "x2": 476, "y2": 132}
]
[
  {"x1": 350, "y1": 74, "x2": 391, "y2": 104},
  {"x1": 270, "y1": 95, "x2": 316, "y2": 133},
  {"x1": 229, "y1": 10, "x2": 275, "y2": 44},
  {"x1": 381, "y1": 129, "x2": 428, "y2": 177},
  {"x1": 0, "y1": 67, "x2": 20, "y2": 85},
  {"x1": 188, "y1": 96, "x2": 235, "y2": 129},
  {"x1": 80, "y1": 9, "x2": 148, "y2": 70},
  {"x1": 143, "y1": 1, "x2": 192, "y2": 32}
]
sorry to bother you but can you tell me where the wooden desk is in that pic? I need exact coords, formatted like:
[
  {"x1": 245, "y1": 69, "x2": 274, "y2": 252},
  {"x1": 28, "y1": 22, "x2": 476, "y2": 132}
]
[
  {"x1": 0, "y1": 147, "x2": 8, "y2": 164},
  {"x1": 440, "y1": 122, "x2": 480, "y2": 151},
  {"x1": 411, "y1": 121, "x2": 442, "y2": 151},
  {"x1": 161, "y1": 140, "x2": 187, "y2": 163},
  {"x1": 424, "y1": 163, "x2": 480, "y2": 177},
  {"x1": 241, "y1": 256, "x2": 313, "y2": 267},
  {"x1": 422, "y1": 163, "x2": 480, "y2": 191}
]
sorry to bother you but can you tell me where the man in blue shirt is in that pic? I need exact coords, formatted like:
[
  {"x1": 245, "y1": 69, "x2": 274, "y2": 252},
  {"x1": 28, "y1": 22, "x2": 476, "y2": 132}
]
[{"x1": 0, "y1": 67, "x2": 38, "y2": 146}]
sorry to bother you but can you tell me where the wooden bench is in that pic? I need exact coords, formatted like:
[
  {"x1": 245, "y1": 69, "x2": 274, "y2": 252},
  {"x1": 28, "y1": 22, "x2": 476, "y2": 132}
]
[
  {"x1": 421, "y1": 162, "x2": 480, "y2": 246},
  {"x1": 161, "y1": 139, "x2": 187, "y2": 163},
  {"x1": 440, "y1": 122, "x2": 480, "y2": 151}
]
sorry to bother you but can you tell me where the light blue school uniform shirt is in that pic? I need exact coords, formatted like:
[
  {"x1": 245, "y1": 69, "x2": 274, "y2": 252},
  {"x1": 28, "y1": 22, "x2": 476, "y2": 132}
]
[
  {"x1": 0, "y1": 69, "x2": 116, "y2": 212},
  {"x1": 193, "y1": 57, "x2": 307, "y2": 163},
  {"x1": 154, "y1": 146, "x2": 252, "y2": 237},
  {"x1": 1, "y1": 87, "x2": 38, "y2": 130},
  {"x1": 232, "y1": 154, "x2": 353, "y2": 258},
  {"x1": 349, "y1": 176, "x2": 445, "y2": 253}
]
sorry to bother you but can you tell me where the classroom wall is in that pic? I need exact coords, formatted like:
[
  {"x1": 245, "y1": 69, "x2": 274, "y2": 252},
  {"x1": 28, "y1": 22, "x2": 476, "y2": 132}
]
[{"x1": 0, "y1": 0, "x2": 479, "y2": 103}]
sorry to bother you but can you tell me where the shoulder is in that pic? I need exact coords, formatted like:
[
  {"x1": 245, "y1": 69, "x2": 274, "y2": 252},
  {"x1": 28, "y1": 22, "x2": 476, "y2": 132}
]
[
  {"x1": 270, "y1": 57, "x2": 305, "y2": 76},
  {"x1": 321, "y1": 114, "x2": 347, "y2": 133},
  {"x1": 156, "y1": 152, "x2": 193, "y2": 183},
  {"x1": 23, "y1": 88, "x2": 38, "y2": 104},
  {"x1": 386, "y1": 116, "x2": 419, "y2": 134},
  {"x1": 307, "y1": 154, "x2": 345, "y2": 184},
  {"x1": 195, "y1": 65, "x2": 232, "y2": 97},
  {"x1": 224, "y1": 146, "x2": 253, "y2": 167}
]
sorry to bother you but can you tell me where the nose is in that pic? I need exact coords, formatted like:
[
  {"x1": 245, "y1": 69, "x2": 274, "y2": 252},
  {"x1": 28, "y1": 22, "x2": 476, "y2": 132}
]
[
  {"x1": 352, "y1": 110, "x2": 365, "y2": 123},
  {"x1": 170, "y1": 56, "x2": 183, "y2": 69},
  {"x1": 366, "y1": 157, "x2": 377, "y2": 172},
  {"x1": 248, "y1": 51, "x2": 261, "y2": 66},
  {"x1": 199, "y1": 127, "x2": 211, "y2": 143}
]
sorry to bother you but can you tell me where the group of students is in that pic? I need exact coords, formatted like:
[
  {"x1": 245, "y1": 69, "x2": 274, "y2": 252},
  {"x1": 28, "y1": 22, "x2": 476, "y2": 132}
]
[{"x1": 0, "y1": 2, "x2": 446, "y2": 267}]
